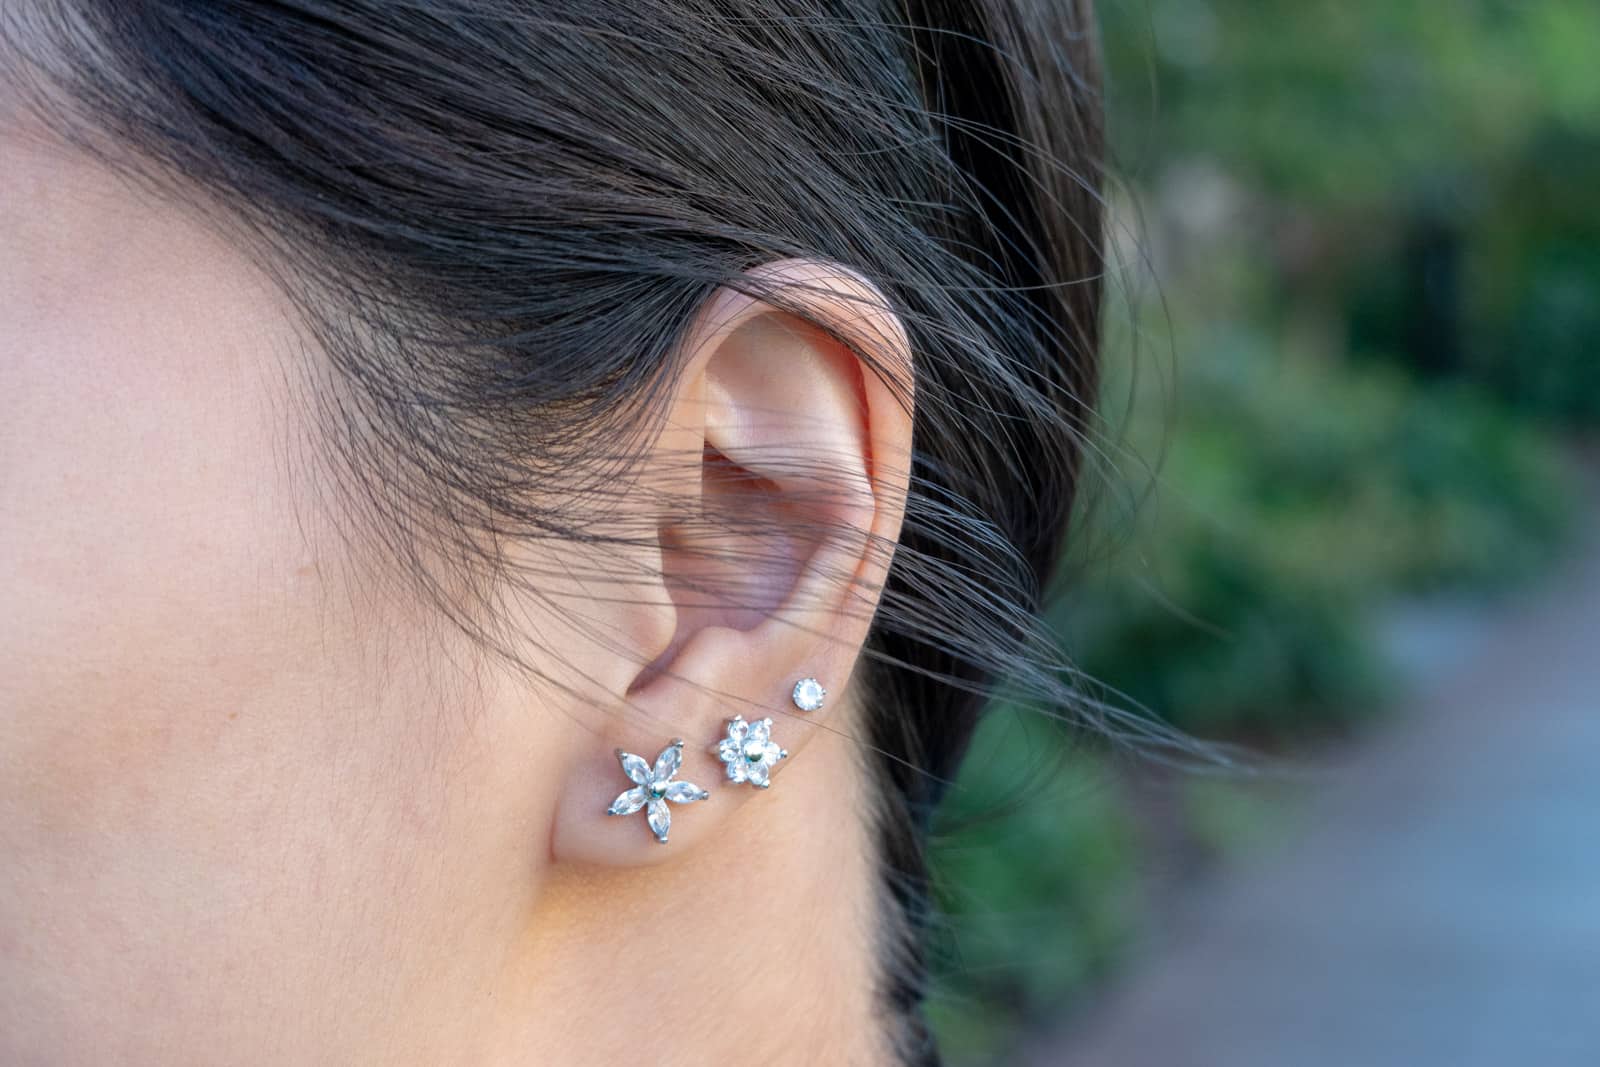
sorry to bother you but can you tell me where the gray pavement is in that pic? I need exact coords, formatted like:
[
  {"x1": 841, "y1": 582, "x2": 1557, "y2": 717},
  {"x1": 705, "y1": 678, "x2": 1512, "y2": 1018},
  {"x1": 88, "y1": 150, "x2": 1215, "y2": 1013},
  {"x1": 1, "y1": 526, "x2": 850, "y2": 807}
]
[{"x1": 1043, "y1": 504, "x2": 1600, "y2": 1066}]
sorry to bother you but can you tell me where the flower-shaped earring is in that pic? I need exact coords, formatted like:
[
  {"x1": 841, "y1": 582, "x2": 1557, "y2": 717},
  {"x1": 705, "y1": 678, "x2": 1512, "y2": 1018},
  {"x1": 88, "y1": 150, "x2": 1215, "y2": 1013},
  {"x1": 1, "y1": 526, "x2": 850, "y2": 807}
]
[
  {"x1": 715, "y1": 715, "x2": 787, "y2": 789},
  {"x1": 606, "y1": 739, "x2": 710, "y2": 844}
]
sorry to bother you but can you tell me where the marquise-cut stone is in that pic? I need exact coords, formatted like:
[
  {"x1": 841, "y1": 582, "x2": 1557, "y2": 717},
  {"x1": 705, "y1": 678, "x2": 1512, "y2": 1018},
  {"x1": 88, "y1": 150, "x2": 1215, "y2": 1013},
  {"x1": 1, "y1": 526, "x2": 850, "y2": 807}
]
[
  {"x1": 608, "y1": 787, "x2": 647, "y2": 816},
  {"x1": 653, "y1": 743, "x2": 682, "y2": 782},
  {"x1": 647, "y1": 798, "x2": 672, "y2": 842},
  {"x1": 619, "y1": 751, "x2": 651, "y2": 785},
  {"x1": 664, "y1": 781, "x2": 708, "y2": 804}
]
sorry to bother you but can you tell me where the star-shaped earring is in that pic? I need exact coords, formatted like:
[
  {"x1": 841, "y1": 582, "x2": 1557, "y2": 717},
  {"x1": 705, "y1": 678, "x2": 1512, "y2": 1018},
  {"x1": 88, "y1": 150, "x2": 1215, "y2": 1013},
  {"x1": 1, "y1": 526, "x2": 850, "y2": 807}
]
[
  {"x1": 605, "y1": 739, "x2": 710, "y2": 844},
  {"x1": 715, "y1": 716, "x2": 787, "y2": 789}
]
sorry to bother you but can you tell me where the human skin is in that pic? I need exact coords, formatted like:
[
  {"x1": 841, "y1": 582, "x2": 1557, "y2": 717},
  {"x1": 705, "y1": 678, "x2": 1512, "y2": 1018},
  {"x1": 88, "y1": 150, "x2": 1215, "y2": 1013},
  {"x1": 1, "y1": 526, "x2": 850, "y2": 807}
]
[{"x1": 0, "y1": 109, "x2": 913, "y2": 1065}]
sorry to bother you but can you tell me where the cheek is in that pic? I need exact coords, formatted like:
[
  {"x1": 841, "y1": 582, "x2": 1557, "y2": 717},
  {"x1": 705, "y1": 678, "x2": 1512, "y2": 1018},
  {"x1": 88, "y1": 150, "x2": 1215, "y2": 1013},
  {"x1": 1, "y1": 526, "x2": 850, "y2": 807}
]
[
  {"x1": 0, "y1": 135, "x2": 437, "y2": 973},
  {"x1": 0, "y1": 172, "x2": 316, "y2": 835},
  {"x1": 0, "y1": 139, "x2": 495, "y2": 1056},
  {"x1": 0, "y1": 137, "x2": 540, "y2": 1060}
]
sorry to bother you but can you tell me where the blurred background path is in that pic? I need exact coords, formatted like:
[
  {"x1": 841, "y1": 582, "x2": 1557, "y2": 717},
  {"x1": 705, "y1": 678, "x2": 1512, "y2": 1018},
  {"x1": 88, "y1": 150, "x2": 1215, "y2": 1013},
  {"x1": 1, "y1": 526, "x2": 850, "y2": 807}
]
[
  {"x1": 930, "y1": 8, "x2": 1600, "y2": 1059},
  {"x1": 1039, "y1": 479, "x2": 1600, "y2": 1066}
]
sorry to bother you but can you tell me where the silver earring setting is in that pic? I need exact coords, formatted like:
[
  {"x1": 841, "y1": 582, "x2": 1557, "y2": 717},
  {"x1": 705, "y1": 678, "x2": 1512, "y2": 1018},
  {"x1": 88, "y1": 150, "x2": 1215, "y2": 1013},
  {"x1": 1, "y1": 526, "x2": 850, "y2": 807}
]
[
  {"x1": 715, "y1": 715, "x2": 787, "y2": 789},
  {"x1": 606, "y1": 739, "x2": 710, "y2": 844}
]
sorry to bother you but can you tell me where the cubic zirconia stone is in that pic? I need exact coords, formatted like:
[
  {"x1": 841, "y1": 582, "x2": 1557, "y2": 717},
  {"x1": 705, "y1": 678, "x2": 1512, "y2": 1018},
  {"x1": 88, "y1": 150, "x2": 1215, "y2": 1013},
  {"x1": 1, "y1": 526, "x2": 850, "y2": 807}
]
[
  {"x1": 619, "y1": 751, "x2": 651, "y2": 785},
  {"x1": 653, "y1": 742, "x2": 682, "y2": 781},
  {"x1": 663, "y1": 781, "x2": 708, "y2": 803},
  {"x1": 792, "y1": 677, "x2": 826, "y2": 712},
  {"x1": 646, "y1": 798, "x2": 671, "y2": 842},
  {"x1": 608, "y1": 787, "x2": 647, "y2": 816}
]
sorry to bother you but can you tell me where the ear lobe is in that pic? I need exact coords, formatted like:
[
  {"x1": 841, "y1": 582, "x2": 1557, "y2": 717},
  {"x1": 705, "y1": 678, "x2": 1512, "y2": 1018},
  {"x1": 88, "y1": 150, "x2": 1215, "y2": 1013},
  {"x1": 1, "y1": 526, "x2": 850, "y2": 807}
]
[{"x1": 549, "y1": 260, "x2": 912, "y2": 866}]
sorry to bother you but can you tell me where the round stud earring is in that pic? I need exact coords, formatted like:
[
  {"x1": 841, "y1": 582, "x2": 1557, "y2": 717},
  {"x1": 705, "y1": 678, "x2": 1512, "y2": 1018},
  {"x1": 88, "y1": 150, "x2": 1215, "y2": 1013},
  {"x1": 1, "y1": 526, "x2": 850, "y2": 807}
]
[
  {"x1": 791, "y1": 677, "x2": 826, "y2": 713},
  {"x1": 714, "y1": 715, "x2": 787, "y2": 789}
]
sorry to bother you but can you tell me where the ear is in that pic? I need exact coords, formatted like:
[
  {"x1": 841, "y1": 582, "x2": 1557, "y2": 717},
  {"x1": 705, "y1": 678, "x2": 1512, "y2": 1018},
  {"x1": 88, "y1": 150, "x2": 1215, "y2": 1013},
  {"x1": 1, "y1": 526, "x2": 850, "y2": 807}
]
[{"x1": 550, "y1": 259, "x2": 913, "y2": 864}]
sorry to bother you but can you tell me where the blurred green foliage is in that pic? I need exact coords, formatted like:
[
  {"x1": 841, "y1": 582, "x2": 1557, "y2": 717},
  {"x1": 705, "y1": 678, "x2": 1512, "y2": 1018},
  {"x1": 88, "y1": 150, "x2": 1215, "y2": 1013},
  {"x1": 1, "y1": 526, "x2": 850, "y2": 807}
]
[
  {"x1": 1101, "y1": 0, "x2": 1600, "y2": 426},
  {"x1": 1062, "y1": 337, "x2": 1579, "y2": 738},
  {"x1": 927, "y1": 717, "x2": 1138, "y2": 1064},
  {"x1": 929, "y1": 1, "x2": 1595, "y2": 1061}
]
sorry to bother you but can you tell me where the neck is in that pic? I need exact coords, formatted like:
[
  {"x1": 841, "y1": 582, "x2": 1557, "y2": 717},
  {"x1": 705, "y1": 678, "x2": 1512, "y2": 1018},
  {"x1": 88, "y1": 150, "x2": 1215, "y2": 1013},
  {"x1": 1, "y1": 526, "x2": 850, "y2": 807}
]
[{"x1": 489, "y1": 724, "x2": 891, "y2": 1067}]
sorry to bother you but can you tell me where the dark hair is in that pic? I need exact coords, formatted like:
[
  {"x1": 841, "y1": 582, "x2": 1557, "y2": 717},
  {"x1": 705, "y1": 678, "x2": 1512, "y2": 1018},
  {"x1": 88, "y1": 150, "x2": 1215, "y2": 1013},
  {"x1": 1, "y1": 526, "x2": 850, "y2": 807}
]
[{"x1": 2, "y1": 2, "x2": 1128, "y2": 1061}]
